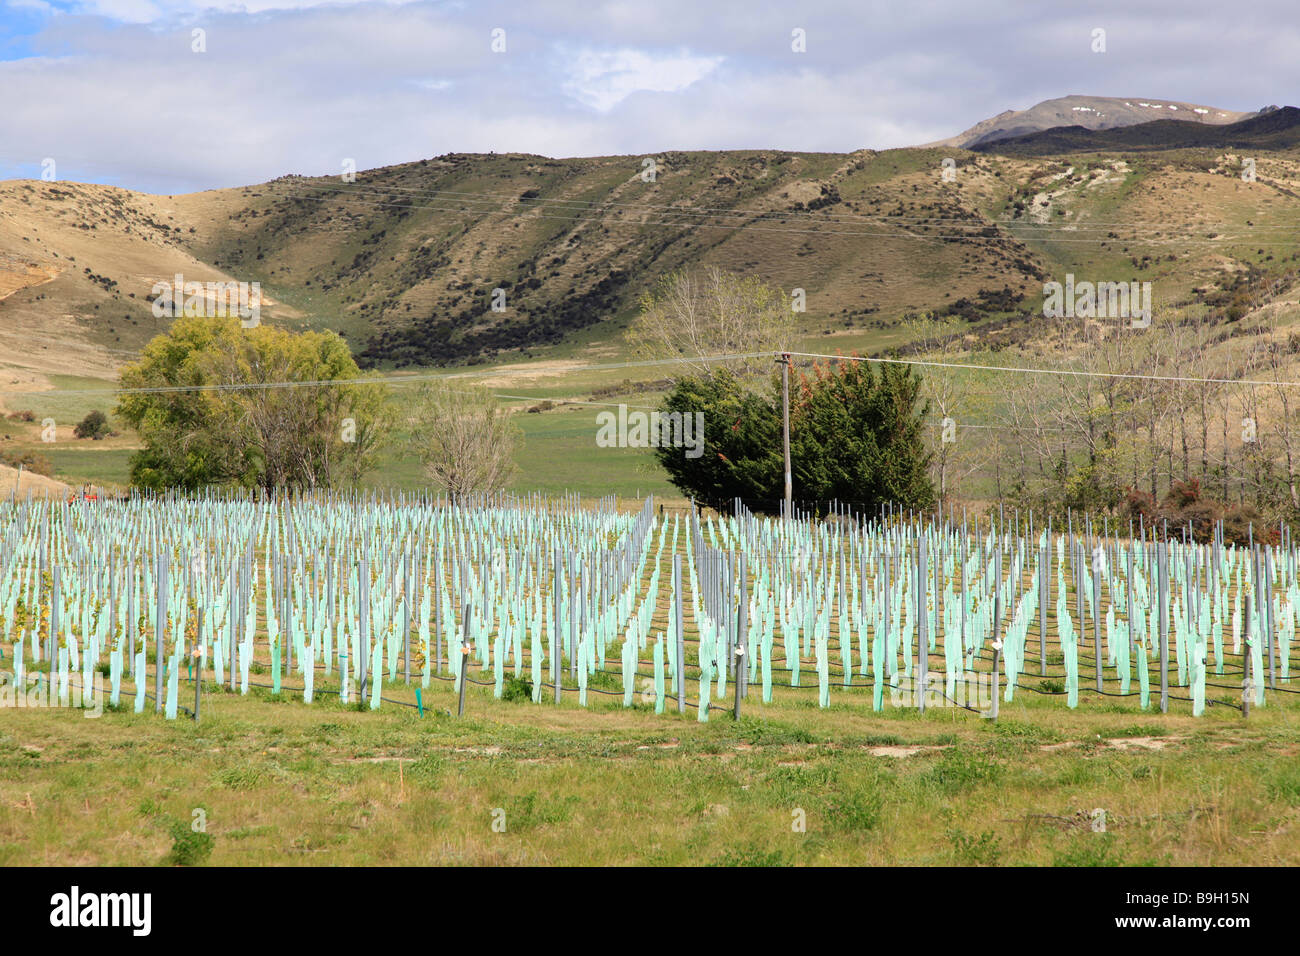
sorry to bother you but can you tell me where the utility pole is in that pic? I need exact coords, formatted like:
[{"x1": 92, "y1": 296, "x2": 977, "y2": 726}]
[{"x1": 777, "y1": 352, "x2": 792, "y2": 519}]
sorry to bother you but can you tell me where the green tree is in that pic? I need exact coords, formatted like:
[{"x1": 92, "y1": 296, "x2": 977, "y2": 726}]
[
  {"x1": 73, "y1": 409, "x2": 111, "y2": 440},
  {"x1": 117, "y1": 315, "x2": 389, "y2": 492},
  {"x1": 654, "y1": 359, "x2": 934, "y2": 513},
  {"x1": 117, "y1": 316, "x2": 253, "y2": 490},
  {"x1": 792, "y1": 359, "x2": 935, "y2": 509},
  {"x1": 653, "y1": 368, "x2": 783, "y2": 505}
]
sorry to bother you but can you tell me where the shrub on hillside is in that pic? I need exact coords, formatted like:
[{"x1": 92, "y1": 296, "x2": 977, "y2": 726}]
[
  {"x1": 74, "y1": 409, "x2": 111, "y2": 440},
  {"x1": 1120, "y1": 480, "x2": 1279, "y2": 545},
  {"x1": 0, "y1": 449, "x2": 53, "y2": 477}
]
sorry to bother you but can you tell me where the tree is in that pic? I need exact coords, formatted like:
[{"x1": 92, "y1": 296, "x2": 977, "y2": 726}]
[
  {"x1": 791, "y1": 359, "x2": 935, "y2": 508},
  {"x1": 653, "y1": 368, "x2": 783, "y2": 506},
  {"x1": 654, "y1": 359, "x2": 935, "y2": 513},
  {"x1": 202, "y1": 323, "x2": 390, "y2": 491},
  {"x1": 902, "y1": 314, "x2": 994, "y2": 502},
  {"x1": 626, "y1": 267, "x2": 793, "y2": 380},
  {"x1": 406, "y1": 382, "x2": 520, "y2": 497},
  {"x1": 117, "y1": 315, "x2": 388, "y2": 492},
  {"x1": 74, "y1": 410, "x2": 111, "y2": 440},
  {"x1": 117, "y1": 316, "x2": 257, "y2": 490}
]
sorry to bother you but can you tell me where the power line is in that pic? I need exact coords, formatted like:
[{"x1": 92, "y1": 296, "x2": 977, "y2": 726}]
[
  {"x1": 12, "y1": 342, "x2": 1300, "y2": 401},
  {"x1": 928, "y1": 418, "x2": 1073, "y2": 434},
  {"x1": 785, "y1": 350, "x2": 1300, "y2": 390}
]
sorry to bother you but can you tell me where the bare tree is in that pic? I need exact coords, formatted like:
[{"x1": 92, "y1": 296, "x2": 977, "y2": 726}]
[
  {"x1": 903, "y1": 314, "x2": 987, "y2": 502},
  {"x1": 406, "y1": 382, "x2": 520, "y2": 497},
  {"x1": 1262, "y1": 331, "x2": 1300, "y2": 509},
  {"x1": 626, "y1": 266, "x2": 793, "y2": 380}
]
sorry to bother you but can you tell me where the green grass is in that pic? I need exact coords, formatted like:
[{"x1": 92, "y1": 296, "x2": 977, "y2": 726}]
[
  {"x1": 4, "y1": 374, "x2": 119, "y2": 429},
  {"x1": 360, "y1": 400, "x2": 678, "y2": 497},
  {"x1": 42, "y1": 447, "x2": 134, "y2": 487},
  {"x1": 1, "y1": 667, "x2": 1296, "y2": 866}
]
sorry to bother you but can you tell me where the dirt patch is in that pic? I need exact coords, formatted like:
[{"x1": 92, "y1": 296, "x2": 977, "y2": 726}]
[
  {"x1": 867, "y1": 744, "x2": 950, "y2": 758},
  {"x1": 464, "y1": 360, "x2": 592, "y2": 389},
  {"x1": 1028, "y1": 167, "x2": 1075, "y2": 223},
  {"x1": 0, "y1": 257, "x2": 59, "y2": 302},
  {"x1": 1038, "y1": 736, "x2": 1184, "y2": 753},
  {"x1": 1105, "y1": 736, "x2": 1173, "y2": 751}
]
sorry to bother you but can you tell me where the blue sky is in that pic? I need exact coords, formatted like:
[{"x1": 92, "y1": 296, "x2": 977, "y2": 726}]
[{"x1": 1, "y1": 0, "x2": 1296, "y2": 193}]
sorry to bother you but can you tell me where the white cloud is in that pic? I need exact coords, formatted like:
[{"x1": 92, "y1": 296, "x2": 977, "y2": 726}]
[
  {"x1": 410, "y1": 77, "x2": 454, "y2": 91},
  {"x1": 560, "y1": 47, "x2": 724, "y2": 112},
  {"x1": 59, "y1": 0, "x2": 423, "y2": 22},
  {"x1": 1, "y1": 0, "x2": 1295, "y2": 193}
]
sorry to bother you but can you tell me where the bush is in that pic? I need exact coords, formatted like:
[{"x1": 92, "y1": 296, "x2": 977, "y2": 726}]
[
  {"x1": 501, "y1": 675, "x2": 533, "y2": 702},
  {"x1": 74, "y1": 410, "x2": 111, "y2": 439},
  {"x1": 0, "y1": 449, "x2": 53, "y2": 476},
  {"x1": 165, "y1": 817, "x2": 214, "y2": 866},
  {"x1": 1119, "y1": 480, "x2": 1276, "y2": 545}
]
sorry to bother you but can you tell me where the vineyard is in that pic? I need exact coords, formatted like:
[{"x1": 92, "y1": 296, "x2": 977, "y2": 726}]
[{"x1": 3, "y1": 491, "x2": 1295, "y2": 723}]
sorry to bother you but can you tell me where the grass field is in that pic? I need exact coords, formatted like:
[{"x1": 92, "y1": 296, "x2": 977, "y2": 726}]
[{"x1": 2, "y1": 674, "x2": 1296, "y2": 866}]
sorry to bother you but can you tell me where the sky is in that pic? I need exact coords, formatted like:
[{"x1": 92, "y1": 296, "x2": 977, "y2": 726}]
[{"x1": 0, "y1": 0, "x2": 1296, "y2": 194}]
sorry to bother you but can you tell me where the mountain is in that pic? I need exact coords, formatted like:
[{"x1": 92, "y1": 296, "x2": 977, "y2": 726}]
[
  {"x1": 968, "y1": 105, "x2": 1300, "y2": 155},
  {"x1": 931, "y1": 96, "x2": 1259, "y2": 150}
]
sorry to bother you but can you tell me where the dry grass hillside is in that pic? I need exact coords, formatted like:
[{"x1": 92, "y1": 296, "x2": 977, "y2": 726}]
[
  {"x1": 4, "y1": 143, "x2": 1300, "y2": 383},
  {"x1": 0, "y1": 462, "x2": 69, "y2": 498}
]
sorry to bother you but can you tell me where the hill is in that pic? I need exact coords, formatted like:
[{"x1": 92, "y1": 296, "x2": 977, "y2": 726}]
[
  {"x1": 6, "y1": 135, "x2": 1300, "y2": 376},
  {"x1": 3, "y1": 129, "x2": 1300, "y2": 509},
  {"x1": 0, "y1": 462, "x2": 69, "y2": 498},
  {"x1": 1, "y1": 149, "x2": 1054, "y2": 370}
]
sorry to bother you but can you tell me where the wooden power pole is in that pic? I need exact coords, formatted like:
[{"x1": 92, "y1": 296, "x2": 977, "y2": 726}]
[{"x1": 778, "y1": 353, "x2": 792, "y2": 518}]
